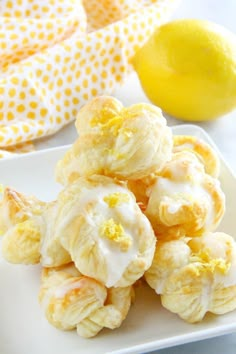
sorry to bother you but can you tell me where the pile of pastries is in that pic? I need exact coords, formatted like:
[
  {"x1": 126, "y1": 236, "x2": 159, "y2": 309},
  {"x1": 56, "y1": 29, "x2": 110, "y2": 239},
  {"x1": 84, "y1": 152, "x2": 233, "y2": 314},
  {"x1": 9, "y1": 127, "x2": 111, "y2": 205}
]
[{"x1": 1, "y1": 96, "x2": 236, "y2": 338}]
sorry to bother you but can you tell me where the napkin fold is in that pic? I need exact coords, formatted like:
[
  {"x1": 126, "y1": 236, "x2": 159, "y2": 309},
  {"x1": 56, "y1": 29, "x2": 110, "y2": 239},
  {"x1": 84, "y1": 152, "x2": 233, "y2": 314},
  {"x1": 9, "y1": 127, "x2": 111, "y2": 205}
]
[{"x1": 0, "y1": 0, "x2": 180, "y2": 158}]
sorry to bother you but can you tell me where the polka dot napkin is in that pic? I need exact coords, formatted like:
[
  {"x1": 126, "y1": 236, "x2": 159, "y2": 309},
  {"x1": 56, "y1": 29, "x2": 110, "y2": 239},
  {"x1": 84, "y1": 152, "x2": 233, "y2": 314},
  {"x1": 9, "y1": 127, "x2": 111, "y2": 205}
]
[{"x1": 0, "y1": 0, "x2": 180, "y2": 158}]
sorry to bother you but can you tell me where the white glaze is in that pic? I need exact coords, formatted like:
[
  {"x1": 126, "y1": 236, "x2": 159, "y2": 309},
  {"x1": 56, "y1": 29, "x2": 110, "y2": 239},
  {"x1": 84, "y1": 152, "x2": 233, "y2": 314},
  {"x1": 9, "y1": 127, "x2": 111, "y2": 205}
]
[
  {"x1": 54, "y1": 280, "x2": 84, "y2": 298},
  {"x1": 40, "y1": 203, "x2": 58, "y2": 266},
  {"x1": 97, "y1": 203, "x2": 152, "y2": 287},
  {"x1": 150, "y1": 174, "x2": 215, "y2": 228},
  {"x1": 57, "y1": 182, "x2": 149, "y2": 287}
]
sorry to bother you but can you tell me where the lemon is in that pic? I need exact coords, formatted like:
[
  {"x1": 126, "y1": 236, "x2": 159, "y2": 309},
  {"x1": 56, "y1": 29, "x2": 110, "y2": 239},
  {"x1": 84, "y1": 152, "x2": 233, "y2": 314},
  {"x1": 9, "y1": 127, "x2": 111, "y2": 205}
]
[{"x1": 133, "y1": 19, "x2": 236, "y2": 121}]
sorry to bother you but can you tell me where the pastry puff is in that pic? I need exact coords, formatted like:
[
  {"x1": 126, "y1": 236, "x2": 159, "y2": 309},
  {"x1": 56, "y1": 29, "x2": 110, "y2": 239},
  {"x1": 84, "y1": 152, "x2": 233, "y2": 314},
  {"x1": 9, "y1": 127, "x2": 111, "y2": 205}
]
[
  {"x1": 0, "y1": 187, "x2": 71, "y2": 266},
  {"x1": 56, "y1": 96, "x2": 173, "y2": 184},
  {"x1": 0, "y1": 187, "x2": 45, "y2": 264},
  {"x1": 56, "y1": 175, "x2": 156, "y2": 287},
  {"x1": 0, "y1": 187, "x2": 45, "y2": 235},
  {"x1": 39, "y1": 263, "x2": 134, "y2": 338},
  {"x1": 145, "y1": 151, "x2": 225, "y2": 239},
  {"x1": 129, "y1": 135, "x2": 221, "y2": 209},
  {"x1": 173, "y1": 135, "x2": 220, "y2": 178},
  {"x1": 145, "y1": 232, "x2": 236, "y2": 323}
]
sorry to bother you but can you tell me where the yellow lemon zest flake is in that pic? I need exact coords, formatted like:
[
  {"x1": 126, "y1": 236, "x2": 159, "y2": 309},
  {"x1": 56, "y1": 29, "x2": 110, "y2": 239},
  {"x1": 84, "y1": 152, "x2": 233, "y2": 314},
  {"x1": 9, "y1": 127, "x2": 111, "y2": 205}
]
[
  {"x1": 89, "y1": 107, "x2": 137, "y2": 138},
  {"x1": 103, "y1": 115, "x2": 124, "y2": 136},
  {"x1": 90, "y1": 110, "x2": 124, "y2": 137},
  {"x1": 89, "y1": 108, "x2": 113, "y2": 127},
  {"x1": 100, "y1": 218, "x2": 132, "y2": 252},
  {"x1": 190, "y1": 250, "x2": 230, "y2": 275},
  {"x1": 103, "y1": 192, "x2": 129, "y2": 208}
]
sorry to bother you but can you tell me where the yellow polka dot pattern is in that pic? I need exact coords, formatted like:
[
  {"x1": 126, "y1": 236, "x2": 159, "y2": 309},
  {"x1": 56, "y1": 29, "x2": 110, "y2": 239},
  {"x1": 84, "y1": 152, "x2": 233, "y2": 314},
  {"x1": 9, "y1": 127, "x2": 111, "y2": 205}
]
[
  {"x1": 0, "y1": 0, "x2": 180, "y2": 156},
  {"x1": 0, "y1": 0, "x2": 87, "y2": 70}
]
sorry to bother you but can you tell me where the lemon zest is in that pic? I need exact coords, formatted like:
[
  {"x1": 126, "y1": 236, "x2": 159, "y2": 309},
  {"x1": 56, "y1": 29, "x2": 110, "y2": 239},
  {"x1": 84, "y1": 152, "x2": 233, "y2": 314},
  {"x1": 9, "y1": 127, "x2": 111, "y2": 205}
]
[
  {"x1": 100, "y1": 218, "x2": 132, "y2": 252},
  {"x1": 190, "y1": 250, "x2": 230, "y2": 275},
  {"x1": 103, "y1": 192, "x2": 129, "y2": 208}
]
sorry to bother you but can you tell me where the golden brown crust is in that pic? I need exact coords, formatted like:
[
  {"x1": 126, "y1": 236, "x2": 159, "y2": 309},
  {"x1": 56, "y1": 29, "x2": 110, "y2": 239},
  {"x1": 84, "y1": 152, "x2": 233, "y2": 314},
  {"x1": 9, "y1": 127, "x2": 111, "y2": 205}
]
[
  {"x1": 0, "y1": 187, "x2": 71, "y2": 266},
  {"x1": 127, "y1": 174, "x2": 157, "y2": 208},
  {"x1": 173, "y1": 135, "x2": 220, "y2": 178},
  {"x1": 0, "y1": 187, "x2": 45, "y2": 264},
  {"x1": 0, "y1": 187, "x2": 45, "y2": 234}
]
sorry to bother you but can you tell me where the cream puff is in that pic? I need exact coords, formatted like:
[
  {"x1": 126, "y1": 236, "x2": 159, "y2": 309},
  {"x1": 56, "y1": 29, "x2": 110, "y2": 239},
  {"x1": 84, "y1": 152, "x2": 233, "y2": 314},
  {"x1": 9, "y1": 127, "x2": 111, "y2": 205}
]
[
  {"x1": 0, "y1": 187, "x2": 45, "y2": 264},
  {"x1": 39, "y1": 263, "x2": 133, "y2": 338},
  {"x1": 56, "y1": 96, "x2": 173, "y2": 184},
  {"x1": 1, "y1": 176, "x2": 156, "y2": 286},
  {"x1": 145, "y1": 232, "x2": 236, "y2": 323},
  {"x1": 145, "y1": 151, "x2": 225, "y2": 239},
  {"x1": 0, "y1": 187, "x2": 71, "y2": 266},
  {"x1": 55, "y1": 175, "x2": 156, "y2": 287},
  {"x1": 173, "y1": 135, "x2": 220, "y2": 178},
  {"x1": 0, "y1": 186, "x2": 45, "y2": 234}
]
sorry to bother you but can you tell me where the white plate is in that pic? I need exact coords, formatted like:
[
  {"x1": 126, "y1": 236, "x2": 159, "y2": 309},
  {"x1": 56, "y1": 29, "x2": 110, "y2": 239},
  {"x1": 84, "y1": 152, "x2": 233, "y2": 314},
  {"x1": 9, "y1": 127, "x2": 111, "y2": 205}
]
[{"x1": 0, "y1": 124, "x2": 236, "y2": 354}]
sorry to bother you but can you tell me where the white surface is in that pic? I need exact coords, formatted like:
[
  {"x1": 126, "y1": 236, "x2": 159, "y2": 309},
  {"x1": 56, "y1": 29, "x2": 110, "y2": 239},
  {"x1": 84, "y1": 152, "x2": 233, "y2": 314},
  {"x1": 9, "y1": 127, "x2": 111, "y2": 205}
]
[{"x1": 0, "y1": 125, "x2": 236, "y2": 354}]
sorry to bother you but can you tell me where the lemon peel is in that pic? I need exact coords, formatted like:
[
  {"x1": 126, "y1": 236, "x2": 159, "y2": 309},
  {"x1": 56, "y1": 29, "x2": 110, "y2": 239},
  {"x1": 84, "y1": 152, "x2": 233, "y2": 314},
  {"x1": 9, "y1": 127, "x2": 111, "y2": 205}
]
[
  {"x1": 190, "y1": 250, "x2": 230, "y2": 276},
  {"x1": 103, "y1": 193, "x2": 129, "y2": 208},
  {"x1": 100, "y1": 218, "x2": 132, "y2": 252}
]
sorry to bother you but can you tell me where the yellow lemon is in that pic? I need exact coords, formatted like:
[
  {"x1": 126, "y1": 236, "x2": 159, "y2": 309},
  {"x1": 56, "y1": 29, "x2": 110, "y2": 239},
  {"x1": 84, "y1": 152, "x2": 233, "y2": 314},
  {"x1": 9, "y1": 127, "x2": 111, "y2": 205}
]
[{"x1": 133, "y1": 19, "x2": 236, "y2": 121}]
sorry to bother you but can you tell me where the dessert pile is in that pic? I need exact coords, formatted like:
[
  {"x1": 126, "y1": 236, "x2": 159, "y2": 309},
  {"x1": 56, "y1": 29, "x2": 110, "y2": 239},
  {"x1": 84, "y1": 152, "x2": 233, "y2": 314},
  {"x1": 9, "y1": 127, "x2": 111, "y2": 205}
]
[{"x1": 0, "y1": 96, "x2": 235, "y2": 338}]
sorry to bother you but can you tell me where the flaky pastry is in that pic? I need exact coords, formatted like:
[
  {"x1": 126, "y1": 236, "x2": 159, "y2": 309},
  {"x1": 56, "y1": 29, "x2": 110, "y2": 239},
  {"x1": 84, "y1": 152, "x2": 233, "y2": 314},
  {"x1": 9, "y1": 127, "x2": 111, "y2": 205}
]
[
  {"x1": 127, "y1": 174, "x2": 157, "y2": 210},
  {"x1": 145, "y1": 232, "x2": 236, "y2": 323},
  {"x1": 1, "y1": 176, "x2": 155, "y2": 286},
  {"x1": 56, "y1": 96, "x2": 173, "y2": 184},
  {"x1": 0, "y1": 187, "x2": 45, "y2": 264},
  {"x1": 0, "y1": 187, "x2": 71, "y2": 266},
  {"x1": 0, "y1": 187, "x2": 45, "y2": 235},
  {"x1": 173, "y1": 135, "x2": 220, "y2": 178},
  {"x1": 145, "y1": 151, "x2": 225, "y2": 238},
  {"x1": 39, "y1": 263, "x2": 133, "y2": 338},
  {"x1": 55, "y1": 175, "x2": 156, "y2": 287}
]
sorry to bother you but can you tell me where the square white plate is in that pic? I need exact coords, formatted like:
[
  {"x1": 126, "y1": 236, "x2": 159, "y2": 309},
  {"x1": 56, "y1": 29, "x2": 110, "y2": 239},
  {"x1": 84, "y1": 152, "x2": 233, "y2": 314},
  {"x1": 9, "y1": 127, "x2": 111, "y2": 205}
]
[{"x1": 0, "y1": 124, "x2": 236, "y2": 354}]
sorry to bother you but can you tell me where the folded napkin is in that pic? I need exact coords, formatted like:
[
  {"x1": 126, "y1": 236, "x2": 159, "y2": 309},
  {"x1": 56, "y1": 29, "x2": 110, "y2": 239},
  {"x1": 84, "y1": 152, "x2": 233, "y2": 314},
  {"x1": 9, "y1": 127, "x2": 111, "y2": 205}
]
[{"x1": 0, "y1": 0, "x2": 180, "y2": 158}]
